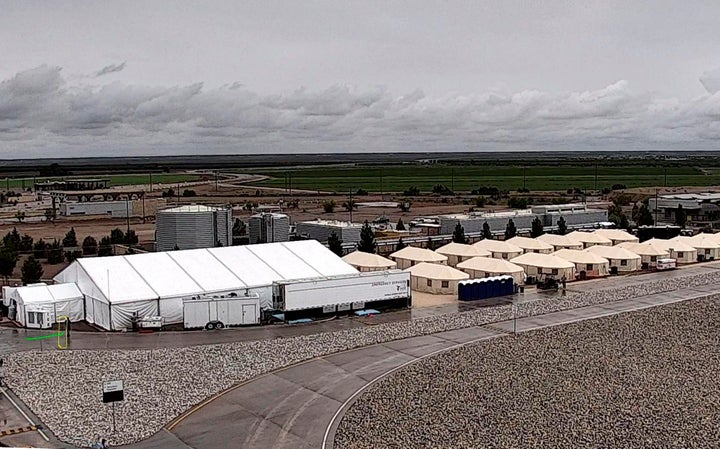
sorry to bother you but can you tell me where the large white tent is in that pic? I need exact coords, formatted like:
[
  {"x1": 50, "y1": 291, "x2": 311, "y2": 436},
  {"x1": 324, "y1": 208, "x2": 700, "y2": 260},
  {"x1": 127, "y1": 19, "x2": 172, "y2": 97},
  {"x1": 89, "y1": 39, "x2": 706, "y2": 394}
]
[
  {"x1": 586, "y1": 245, "x2": 642, "y2": 272},
  {"x1": 456, "y1": 257, "x2": 525, "y2": 284},
  {"x1": 594, "y1": 229, "x2": 639, "y2": 245},
  {"x1": 644, "y1": 238, "x2": 697, "y2": 264},
  {"x1": 510, "y1": 253, "x2": 575, "y2": 280},
  {"x1": 566, "y1": 231, "x2": 613, "y2": 248},
  {"x1": 552, "y1": 249, "x2": 610, "y2": 278},
  {"x1": 435, "y1": 242, "x2": 490, "y2": 267},
  {"x1": 536, "y1": 233, "x2": 584, "y2": 251},
  {"x1": 2, "y1": 283, "x2": 83, "y2": 328},
  {"x1": 506, "y1": 236, "x2": 554, "y2": 254},
  {"x1": 389, "y1": 246, "x2": 448, "y2": 269},
  {"x1": 672, "y1": 235, "x2": 720, "y2": 261},
  {"x1": 54, "y1": 240, "x2": 359, "y2": 330},
  {"x1": 616, "y1": 242, "x2": 670, "y2": 268},
  {"x1": 342, "y1": 251, "x2": 397, "y2": 271},
  {"x1": 404, "y1": 262, "x2": 469, "y2": 295},
  {"x1": 473, "y1": 239, "x2": 523, "y2": 260}
]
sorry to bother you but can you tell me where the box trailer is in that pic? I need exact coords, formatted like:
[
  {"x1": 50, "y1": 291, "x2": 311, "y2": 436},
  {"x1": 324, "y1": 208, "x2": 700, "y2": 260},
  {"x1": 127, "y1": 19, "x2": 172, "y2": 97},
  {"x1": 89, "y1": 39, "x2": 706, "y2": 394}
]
[
  {"x1": 183, "y1": 293, "x2": 261, "y2": 330},
  {"x1": 272, "y1": 270, "x2": 411, "y2": 318}
]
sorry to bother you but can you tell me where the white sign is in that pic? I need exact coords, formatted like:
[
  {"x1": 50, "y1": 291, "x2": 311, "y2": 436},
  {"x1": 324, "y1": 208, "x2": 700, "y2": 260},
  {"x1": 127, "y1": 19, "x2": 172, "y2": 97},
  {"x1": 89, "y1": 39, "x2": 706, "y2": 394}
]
[{"x1": 103, "y1": 380, "x2": 123, "y2": 393}]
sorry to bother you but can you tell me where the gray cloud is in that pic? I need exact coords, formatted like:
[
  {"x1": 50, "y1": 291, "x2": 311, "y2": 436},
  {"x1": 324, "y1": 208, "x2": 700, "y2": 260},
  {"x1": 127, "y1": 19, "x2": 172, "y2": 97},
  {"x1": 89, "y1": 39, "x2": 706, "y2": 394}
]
[
  {"x1": 96, "y1": 62, "x2": 126, "y2": 77},
  {"x1": 0, "y1": 65, "x2": 719, "y2": 158},
  {"x1": 700, "y1": 67, "x2": 720, "y2": 95}
]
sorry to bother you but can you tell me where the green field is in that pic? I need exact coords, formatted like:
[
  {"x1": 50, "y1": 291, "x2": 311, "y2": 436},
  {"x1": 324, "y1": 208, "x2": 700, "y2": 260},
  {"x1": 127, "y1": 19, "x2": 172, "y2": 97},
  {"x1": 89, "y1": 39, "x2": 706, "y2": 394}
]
[
  {"x1": 0, "y1": 173, "x2": 201, "y2": 190},
  {"x1": 251, "y1": 165, "x2": 720, "y2": 193}
]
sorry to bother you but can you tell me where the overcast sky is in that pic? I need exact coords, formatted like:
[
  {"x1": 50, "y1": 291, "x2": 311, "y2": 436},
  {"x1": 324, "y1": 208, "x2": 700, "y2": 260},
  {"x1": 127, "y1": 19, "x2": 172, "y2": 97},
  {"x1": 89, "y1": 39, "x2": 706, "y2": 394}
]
[{"x1": 1, "y1": 0, "x2": 720, "y2": 158}]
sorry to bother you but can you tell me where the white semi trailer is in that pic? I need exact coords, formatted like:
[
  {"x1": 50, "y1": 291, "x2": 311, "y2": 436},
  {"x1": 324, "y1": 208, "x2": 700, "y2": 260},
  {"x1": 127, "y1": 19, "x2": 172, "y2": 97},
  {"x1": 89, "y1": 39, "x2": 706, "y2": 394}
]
[
  {"x1": 272, "y1": 270, "x2": 411, "y2": 317},
  {"x1": 183, "y1": 293, "x2": 261, "y2": 330}
]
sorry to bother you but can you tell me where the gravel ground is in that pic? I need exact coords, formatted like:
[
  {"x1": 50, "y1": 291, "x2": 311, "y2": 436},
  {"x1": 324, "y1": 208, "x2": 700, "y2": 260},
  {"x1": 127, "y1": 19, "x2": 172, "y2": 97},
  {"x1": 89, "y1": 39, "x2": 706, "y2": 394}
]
[
  {"x1": 3, "y1": 270, "x2": 720, "y2": 447},
  {"x1": 335, "y1": 296, "x2": 720, "y2": 449}
]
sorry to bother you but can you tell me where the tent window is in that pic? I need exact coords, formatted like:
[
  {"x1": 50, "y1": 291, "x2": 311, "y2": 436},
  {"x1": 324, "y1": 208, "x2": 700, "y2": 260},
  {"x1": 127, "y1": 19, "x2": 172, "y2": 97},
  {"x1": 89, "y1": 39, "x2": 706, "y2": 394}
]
[
  {"x1": 586, "y1": 264, "x2": 593, "y2": 271},
  {"x1": 28, "y1": 312, "x2": 36, "y2": 324},
  {"x1": 441, "y1": 281, "x2": 449, "y2": 288},
  {"x1": 677, "y1": 252, "x2": 684, "y2": 258},
  {"x1": 621, "y1": 259, "x2": 628, "y2": 266},
  {"x1": 426, "y1": 279, "x2": 432, "y2": 287},
  {"x1": 551, "y1": 268, "x2": 559, "y2": 275},
  {"x1": 650, "y1": 256, "x2": 657, "y2": 262}
]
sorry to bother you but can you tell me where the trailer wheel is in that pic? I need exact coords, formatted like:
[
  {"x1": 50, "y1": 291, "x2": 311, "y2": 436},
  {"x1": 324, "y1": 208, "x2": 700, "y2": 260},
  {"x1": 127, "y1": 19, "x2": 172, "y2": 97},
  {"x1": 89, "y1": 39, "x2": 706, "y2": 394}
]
[
  {"x1": 215, "y1": 322, "x2": 225, "y2": 329},
  {"x1": 205, "y1": 322, "x2": 216, "y2": 330}
]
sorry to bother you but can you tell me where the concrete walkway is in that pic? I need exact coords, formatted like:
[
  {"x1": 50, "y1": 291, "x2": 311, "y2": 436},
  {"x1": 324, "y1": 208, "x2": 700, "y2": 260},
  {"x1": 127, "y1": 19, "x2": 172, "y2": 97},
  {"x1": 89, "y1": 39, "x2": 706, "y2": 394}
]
[{"x1": 122, "y1": 283, "x2": 718, "y2": 449}]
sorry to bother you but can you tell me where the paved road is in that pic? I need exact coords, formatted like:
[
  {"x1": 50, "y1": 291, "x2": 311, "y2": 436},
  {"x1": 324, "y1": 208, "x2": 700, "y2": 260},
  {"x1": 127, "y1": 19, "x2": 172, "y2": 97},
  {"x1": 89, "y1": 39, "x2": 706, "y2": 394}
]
[{"x1": 119, "y1": 284, "x2": 717, "y2": 449}]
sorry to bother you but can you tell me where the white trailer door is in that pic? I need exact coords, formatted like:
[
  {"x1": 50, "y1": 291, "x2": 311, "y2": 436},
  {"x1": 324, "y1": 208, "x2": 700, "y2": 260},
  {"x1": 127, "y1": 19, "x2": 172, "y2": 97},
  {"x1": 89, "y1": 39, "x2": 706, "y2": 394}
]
[
  {"x1": 242, "y1": 304, "x2": 257, "y2": 324},
  {"x1": 217, "y1": 301, "x2": 230, "y2": 324},
  {"x1": 208, "y1": 301, "x2": 218, "y2": 321}
]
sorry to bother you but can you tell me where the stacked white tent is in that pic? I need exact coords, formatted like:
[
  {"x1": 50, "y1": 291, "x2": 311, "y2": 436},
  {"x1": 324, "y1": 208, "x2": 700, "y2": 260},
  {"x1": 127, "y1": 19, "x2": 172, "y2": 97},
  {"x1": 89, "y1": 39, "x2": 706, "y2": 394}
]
[
  {"x1": 342, "y1": 251, "x2": 397, "y2": 272},
  {"x1": 536, "y1": 233, "x2": 584, "y2": 251},
  {"x1": 671, "y1": 234, "x2": 720, "y2": 261},
  {"x1": 510, "y1": 253, "x2": 575, "y2": 280},
  {"x1": 473, "y1": 239, "x2": 523, "y2": 260},
  {"x1": 435, "y1": 242, "x2": 490, "y2": 267},
  {"x1": 404, "y1": 262, "x2": 469, "y2": 295},
  {"x1": 2, "y1": 283, "x2": 83, "y2": 328},
  {"x1": 616, "y1": 242, "x2": 670, "y2": 269},
  {"x1": 594, "y1": 229, "x2": 639, "y2": 245},
  {"x1": 55, "y1": 240, "x2": 359, "y2": 330},
  {"x1": 566, "y1": 231, "x2": 613, "y2": 248},
  {"x1": 586, "y1": 245, "x2": 642, "y2": 272},
  {"x1": 645, "y1": 238, "x2": 697, "y2": 264},
  {"x1": 456, "y1": 257, "x2": 525, "y2": 285},
  {"x1": 390, "y1": 246, "x2": 448, "y2": 269},
  {"x1": 552, "y1": 249, "x2": 610, "y2": 278},
  {"x1": 506, "y1": 236, "x2": 554, "y2": 254}
]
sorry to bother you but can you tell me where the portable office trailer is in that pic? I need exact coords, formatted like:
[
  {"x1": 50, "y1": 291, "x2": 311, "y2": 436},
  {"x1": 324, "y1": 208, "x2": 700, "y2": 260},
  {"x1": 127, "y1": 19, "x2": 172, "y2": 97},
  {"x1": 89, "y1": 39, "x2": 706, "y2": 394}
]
[{"x1": 183, "y1": 293, "x2": 261, "y2": 329}]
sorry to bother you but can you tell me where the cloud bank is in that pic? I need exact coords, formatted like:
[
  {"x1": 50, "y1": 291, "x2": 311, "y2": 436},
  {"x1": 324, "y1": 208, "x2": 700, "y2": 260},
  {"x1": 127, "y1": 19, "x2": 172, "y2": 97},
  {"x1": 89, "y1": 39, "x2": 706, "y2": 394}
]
[{"x1": 1, "y1": 65, "x2": 720, "y2": 158}]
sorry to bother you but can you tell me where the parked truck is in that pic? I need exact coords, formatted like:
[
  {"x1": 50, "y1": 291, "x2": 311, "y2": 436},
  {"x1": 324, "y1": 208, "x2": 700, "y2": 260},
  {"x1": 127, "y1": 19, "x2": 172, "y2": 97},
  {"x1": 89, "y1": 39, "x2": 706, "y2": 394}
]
[{"x1": 183, "y1": 292, "x2": 261, "y2": 330}]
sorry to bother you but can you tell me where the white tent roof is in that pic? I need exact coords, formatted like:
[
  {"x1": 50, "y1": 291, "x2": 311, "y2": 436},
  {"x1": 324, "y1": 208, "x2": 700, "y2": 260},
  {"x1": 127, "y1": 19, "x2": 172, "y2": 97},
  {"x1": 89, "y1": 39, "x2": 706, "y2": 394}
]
[
  {"x1": 586, "y1": 245, "x2": 642, "y2": 260},
  {"x1": 644, "y1": 238, "x2": 697, "y2": 253},
  {"x1": 552, "y1": 249, "x2": 609, "y2": 265},
  {"x1": 342, "y1": 251, "x2": 397, "y2": 269},
  {"x1": 566, "y1": 231, "x2": 613, "y2": 245},
  {"x1": 435, "y1": 242, "x2": 491, "y2": 258},
  {"x1": 10, "y1": 283, "x2": 83, "y2": 305},
  {"x1": 473, "y1": 239, "x2": 523, "y2": 254},
  {"x1": 55, "y1": 240, "x2": 359, "y2": 304},
  {"x1": 510, "y1": 252, "x2": 575, "y2": 269},
  {"x1": 506, "y1": 236, "x2": 554, "y2": 252},
  {"x1": 616, "y1": 242, "x2": 670, "y2": 257},
  {"x1": 456, "y1": 257, "x2": 524, "y2": 274},
  {"x1": 390, "y1": 246, "x2": 448, "y2": 263},
  {"x1": 404, "y1": 262, "x2": 470, "y2": 280},
  {"x1": 536, "y1": 233, "x2": 583, "y2": 248},
  {"x1": 672, "y1": 234, "x2": 720, "y2": 249},
  {"x1": 594, "y1": 229, "x2": 639, "y2": 243}
]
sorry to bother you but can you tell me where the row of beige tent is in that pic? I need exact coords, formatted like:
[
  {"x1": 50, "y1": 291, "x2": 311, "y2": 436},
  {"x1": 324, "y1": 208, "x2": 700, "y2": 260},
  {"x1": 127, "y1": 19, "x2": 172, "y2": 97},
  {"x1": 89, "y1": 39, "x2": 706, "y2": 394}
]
[{"x1": 342, "y1": 229, "x2": 720, "y2": 295}]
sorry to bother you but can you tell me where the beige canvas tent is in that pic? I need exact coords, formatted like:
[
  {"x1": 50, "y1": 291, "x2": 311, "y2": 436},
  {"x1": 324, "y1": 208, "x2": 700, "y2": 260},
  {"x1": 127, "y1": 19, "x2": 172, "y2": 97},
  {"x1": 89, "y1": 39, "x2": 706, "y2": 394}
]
[
  {"x1": 616, "y1": 242, "x2": 670, "y2": 268},
  {"x1": 390, "y1": 246, "x2": 448, "y2": 269},
  {"x1": 342, "y1": 251, "x2": 397, "y2": 272},
  {"x1": 405, "y1": 262, "x2": 469, "y2": 295},
  {"x1": 586, "y1": 245, "x2": 642, "y2": 272},
  {"x1": 671, "y1": 235, "x2": 720, "y2": 262},
  {"x1": 456, "y1": 257, "x2": 525, "y2": 284},
  {"x1": 594, "y1": 229, "x2": 639, "y2": 245},
  {"x1": 435, "y1": 242, "x2": 491, "y2": 267},
  {"x1": 566, "y1": 231, "x2": 613, "y2": 248},
  {"x1": 473, "y1": 239, "x2": 523, "y2": 260},
  {"x1": 644, "y1": 238, "x2": 697, "y2": 264},
  {"x1": 506, "y1": 236, "x2": 554, "y2": 254},
  {"x1": 552, "y1": 249, "x2": 610, "y2": 278},
  {"x1": 510, "y1": 253, "x2": 575, "y2": 280},
  {"x1": 536, "y1": 233, "x2": 584, "y2": 251}
]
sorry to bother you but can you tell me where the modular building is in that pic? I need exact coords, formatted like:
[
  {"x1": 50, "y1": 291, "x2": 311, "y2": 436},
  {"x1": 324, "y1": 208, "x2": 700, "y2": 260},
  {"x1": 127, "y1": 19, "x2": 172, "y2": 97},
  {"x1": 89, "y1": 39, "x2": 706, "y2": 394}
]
[
  {"x1": 296, "y1": 220, "x2": 363, "y2": 243},
  {"x1": 156, "y1": 205, "x2": 232, "y2": 251},
  {"x1": 2, "y1": 283, "x2": 84, "y2": 328},
  {"x1": 249, "y1": 212, "x2": 290, "y2": 244},
  {"x1": 60, "y1": 201, "x2": 130, "y2": 217}
]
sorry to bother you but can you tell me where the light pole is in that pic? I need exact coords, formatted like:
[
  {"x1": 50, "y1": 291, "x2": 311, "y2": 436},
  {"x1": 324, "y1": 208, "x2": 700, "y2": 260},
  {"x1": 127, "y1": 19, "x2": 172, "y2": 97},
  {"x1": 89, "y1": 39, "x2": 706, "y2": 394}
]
[{"x1": 511, "y1": 299, "x2": 518, "y2": 337}]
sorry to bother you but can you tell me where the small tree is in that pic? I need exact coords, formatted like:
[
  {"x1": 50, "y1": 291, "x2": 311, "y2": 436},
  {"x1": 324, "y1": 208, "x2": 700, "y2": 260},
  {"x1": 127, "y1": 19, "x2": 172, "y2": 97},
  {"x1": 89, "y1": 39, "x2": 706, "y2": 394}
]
[
  {"x1": 396, "y1": 238, "x2": 407, "y2": 251},
  {"x1": 124, "y1": 229, "x2": 139, "y2": 245},
  {"x1": 82, "y1": 236, "x2": 98, "y2": 255},
  {"x1": 0, "y1": 247, "x2": 17, "y2": 285},
  {"x1": 530, "y1": 217, "x2": 544, "y2": 238},
  {"x1": 21, "y1": 256, "x2": 44, "y2": 285},
  {"x1": 64, "y1": 249, "x2": 82, "y2": 263},
  {"x1": 98, "y1": 236, "x2": 113, "y2": 256},
  {"x1": 19, "y1": 234, "x2": 33, "y2": 252},
  {"x1": 396, "y1": 218, "x2": 406, "y2": 231},
  {"x1": 33, "y1": 239, "x2": 48, "y2": 259},
  {"x1": 504, "y1": 219, "x2": 517, "y2": 240},
  {"x1": 637, "y1": 203, "x2": 654, "y2": 226},
  {"x1": 475, "y1": 196, "x2": 486, "y2": 208},
  {"x1": 3, "y1": 228, "x2": 21, "y2": 252},
  {"x1": 557, "y1": 216, "x2": 568, "y2": 235},
  {"x1": 62, "y1": 227, "x2": 78, "y2": 248},
  {"x1": 342, "y1": 199, "x2": 357, "y2": 212},
  {"x1": 232, "y1": 218, "x2": 246, "y2": 236},
  {"x1": 47, "y1": 239, "x2": 64, "y2": 264},
  {"x1": 323, "y1": 200, "x2": 336, "y2": 214},
  {"x1": 482, "y1": 221, "x2": 492, "y2": 239},
  {"x1": 675, "y1": 204, "x2": 687, "y2": 228},
  {"x1": 109, "y1": 228, "x2": 125, "y2": 244},
  {"x1": 357, "y1": 221, "x2": 377, "y2": 254},
  {"x1": 452, "y1": 222, "x2": 467, "y2": 244},
  {"x1": 403, "y1": 186, "x2": 420, "y2": 196},
  {"x1": 327, "y1": 231, "x2": 344, "y2": 257}
]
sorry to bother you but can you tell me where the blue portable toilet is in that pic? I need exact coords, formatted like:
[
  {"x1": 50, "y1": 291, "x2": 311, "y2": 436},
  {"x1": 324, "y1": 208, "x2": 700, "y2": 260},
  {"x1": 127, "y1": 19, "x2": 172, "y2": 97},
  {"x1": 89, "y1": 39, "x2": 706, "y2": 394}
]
[
  {"x1": 492, "y1": 278, "x2": 501, "y2": 297},
  {"x1": 477, "y1": 279, "x2": 486, "y2": 300},
  {"x1": 470, "y1": 280, "x2": 479, "y2": 300},
  {"x1": 458, "y1": 281, "x2": 466, "y2": 301},
  {"x1": 503, "y1": 277, "x2": 513, "y2": 295}
]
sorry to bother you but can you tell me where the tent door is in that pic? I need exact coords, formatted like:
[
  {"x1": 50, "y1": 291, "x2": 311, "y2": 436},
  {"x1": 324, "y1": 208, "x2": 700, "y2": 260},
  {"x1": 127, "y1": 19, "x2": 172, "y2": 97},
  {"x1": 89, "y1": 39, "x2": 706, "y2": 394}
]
[{"x1": 242, "y1": 304, "x2": 257, "y2": 324}]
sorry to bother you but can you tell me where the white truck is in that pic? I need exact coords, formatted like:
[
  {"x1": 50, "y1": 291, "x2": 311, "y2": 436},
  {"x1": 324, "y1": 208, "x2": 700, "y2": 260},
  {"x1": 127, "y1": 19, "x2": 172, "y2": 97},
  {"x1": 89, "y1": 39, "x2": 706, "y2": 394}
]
[
  {"x1": 183, "y1": 293, "x2": 261, "y2": 330},
  {"x1": 272, "y1": 270, "x2": 411, "y2": 314}
]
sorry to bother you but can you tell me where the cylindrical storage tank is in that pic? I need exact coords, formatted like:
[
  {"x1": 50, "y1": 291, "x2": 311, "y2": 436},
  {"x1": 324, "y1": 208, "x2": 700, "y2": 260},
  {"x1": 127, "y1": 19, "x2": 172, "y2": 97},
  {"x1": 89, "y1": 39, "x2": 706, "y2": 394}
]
[{"x1": 156, "y1": 205, "x2": 232, "y2": 251}]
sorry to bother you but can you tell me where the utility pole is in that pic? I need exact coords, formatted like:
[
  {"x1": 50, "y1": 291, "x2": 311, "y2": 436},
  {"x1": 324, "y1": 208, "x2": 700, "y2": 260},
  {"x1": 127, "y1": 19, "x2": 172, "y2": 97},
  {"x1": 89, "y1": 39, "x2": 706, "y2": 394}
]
[
  {"x1": 349, "y1": 189, "x2": 353, "y2": 223},
  {"x1": 655, "y1": 188, "x2": 659, "y2": 225},
  {"x1": 125, "y1": 197, "x2": 130, "y2": 233}
]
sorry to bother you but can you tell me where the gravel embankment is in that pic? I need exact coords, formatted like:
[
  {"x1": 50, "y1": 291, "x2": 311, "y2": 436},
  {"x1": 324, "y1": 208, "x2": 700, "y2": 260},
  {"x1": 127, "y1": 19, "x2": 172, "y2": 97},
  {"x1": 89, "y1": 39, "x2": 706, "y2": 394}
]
[
  {"x1": 335, "y1": 296, "x2": 720, "y2": 449},
  {"x1": 4, "y1": 271, "x2": 720, "y2": 447}
]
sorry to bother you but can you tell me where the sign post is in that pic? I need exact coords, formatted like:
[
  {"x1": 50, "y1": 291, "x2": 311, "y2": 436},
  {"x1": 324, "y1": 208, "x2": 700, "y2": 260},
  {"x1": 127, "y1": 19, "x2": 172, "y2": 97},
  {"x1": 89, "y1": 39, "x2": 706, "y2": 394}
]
[{"x1": 102, "y1": 380, "x2": 124, "y2": 434}]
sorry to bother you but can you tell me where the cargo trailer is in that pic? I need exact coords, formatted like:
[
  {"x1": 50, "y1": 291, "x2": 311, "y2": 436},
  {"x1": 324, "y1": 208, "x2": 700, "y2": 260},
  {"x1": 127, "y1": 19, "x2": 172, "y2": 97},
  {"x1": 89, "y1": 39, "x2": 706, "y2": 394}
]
[{"x1": 183, "y1": 293, "x2": 261, "y2": 330}]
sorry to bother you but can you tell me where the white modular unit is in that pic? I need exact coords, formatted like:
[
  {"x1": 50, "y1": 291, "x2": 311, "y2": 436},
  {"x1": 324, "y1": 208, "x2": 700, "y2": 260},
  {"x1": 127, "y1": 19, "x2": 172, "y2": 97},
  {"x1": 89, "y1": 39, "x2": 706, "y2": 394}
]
[
  {"x1": 60, "y1": 201, "x2": 130, "y2": 217},
  {"x1": 183, "y1": 294, "x2": 261, "y2": 329},
  {"x1": 274, "y1": 271, "x2": 411, "y2": 312}
]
